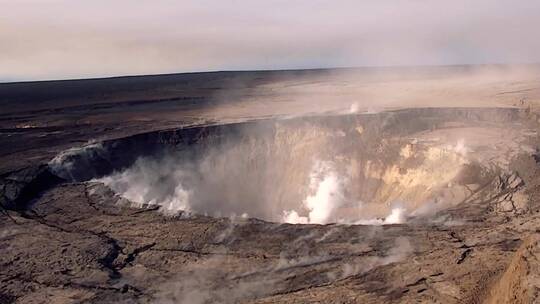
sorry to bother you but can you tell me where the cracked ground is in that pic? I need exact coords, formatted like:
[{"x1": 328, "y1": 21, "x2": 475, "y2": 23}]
[{"x1": 2, "y1": 66, "x2": 540, "y2": 303}]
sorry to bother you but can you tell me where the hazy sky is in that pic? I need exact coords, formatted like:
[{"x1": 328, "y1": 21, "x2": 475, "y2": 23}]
[{"x1": 1, "y1": 0, "x2": 540, "y2": 81}]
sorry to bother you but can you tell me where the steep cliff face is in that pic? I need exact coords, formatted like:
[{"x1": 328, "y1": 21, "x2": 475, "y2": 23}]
[
  {"x1": 485, "y1": 235, "x2": 540, "y2": 304},
  {"x1": 38, "y1": 107, "x2": 530, "y2": 225}
]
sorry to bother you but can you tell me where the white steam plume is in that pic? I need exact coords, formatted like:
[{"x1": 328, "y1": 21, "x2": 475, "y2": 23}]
[
  {"x1": 282, "y1": 161, "x2": 345, "y2": 224},
  {"x1": 354, "y1": 206, "x2": 407, "y2": 225},
  {"x1": 48, "y1": 141, "x2": 105, "y2": 181}
]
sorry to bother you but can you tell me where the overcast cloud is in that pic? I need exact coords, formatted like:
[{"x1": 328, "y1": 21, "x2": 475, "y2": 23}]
[{"x1": 1, "y1": 0, "x2": 539, "y2": 81}]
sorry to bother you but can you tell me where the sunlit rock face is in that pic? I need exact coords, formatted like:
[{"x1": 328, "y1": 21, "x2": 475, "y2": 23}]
[{"x1": 49, "y1": 108, "x2": 530, "y2": 224}]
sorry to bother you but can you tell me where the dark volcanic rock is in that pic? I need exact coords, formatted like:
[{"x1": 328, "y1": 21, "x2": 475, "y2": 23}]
[
  {"x1": 2, "y1": 179, "x2": 540, "y2": 303},
  {"x1": 0, "y1": 165, "x2": 63, "y2": 210}
]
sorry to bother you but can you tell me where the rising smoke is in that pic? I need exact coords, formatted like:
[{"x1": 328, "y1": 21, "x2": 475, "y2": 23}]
[
  {"x1": 47, "y1": 110, "x2": 477, "y2": 226},
  {"x1": 85, "y1": 121, "x2": 471, "y2": 224},
  {"x1": 282, "y1": 161, "x2": 346, "y2": 224},
  {"x1": 93, "y1": 147, "x2": 413, "y2": 224}
]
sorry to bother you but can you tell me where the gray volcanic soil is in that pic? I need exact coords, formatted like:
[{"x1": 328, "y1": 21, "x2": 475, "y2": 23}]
[{"x1": 2, "y1": 66, "x2": 540, "y2": 304}]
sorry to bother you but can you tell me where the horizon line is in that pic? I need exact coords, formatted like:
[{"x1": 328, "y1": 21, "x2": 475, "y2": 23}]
[{"x1": 2, "y1": 62, "x2": 539, "y2": 85}]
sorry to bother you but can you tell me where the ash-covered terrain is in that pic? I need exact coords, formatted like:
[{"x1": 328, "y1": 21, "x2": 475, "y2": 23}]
[{"x1": 2, "y1": 65, "x2": 540, "y2": 303}]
